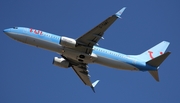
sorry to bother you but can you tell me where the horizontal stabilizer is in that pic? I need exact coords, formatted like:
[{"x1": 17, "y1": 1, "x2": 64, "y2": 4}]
[
  {"x1": 146, "y1": 52, "x2": 171, "y2": 67},
  {"x1": 149, "y1": 71, "x2": 159, "y2": 81},
  {"x1": 147, "y1": 52, "x2": 171, "y2": 82}
]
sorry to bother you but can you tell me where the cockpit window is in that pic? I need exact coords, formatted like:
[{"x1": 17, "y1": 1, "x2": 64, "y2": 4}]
[{"x1": 13, "y1": 27, "x2": 18, "y2": 29}]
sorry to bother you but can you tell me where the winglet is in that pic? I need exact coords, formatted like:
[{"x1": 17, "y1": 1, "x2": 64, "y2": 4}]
[
  {"x1": 91, "y1": 80, "x2": 100, "y2": 93},
  {"x1": 115, "y1": 7, "x2": 126, "y2": 18}
]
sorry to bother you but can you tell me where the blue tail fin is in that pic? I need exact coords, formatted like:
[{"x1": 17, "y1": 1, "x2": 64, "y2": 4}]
[
  {"x1": 133, "y1": 41, "x2": 170, "y2": 62},
  {"x1": 129, "y1": 41, "x2": 170, "y2": 82}
]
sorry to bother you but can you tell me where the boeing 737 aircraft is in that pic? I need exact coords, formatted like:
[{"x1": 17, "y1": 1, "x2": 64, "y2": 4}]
[{"x1": 3, "y1": 7, "x2": 171, "y2": 92}]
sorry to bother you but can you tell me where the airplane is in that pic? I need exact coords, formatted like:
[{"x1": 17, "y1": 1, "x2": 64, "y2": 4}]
[{"x1": 3, "y1": 7, "x2": 171, "y2": 92}]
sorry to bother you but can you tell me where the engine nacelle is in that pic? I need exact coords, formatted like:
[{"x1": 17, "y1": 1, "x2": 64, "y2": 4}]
[
  {"x1": 52, "y1": 57, "x2": 70, "y2": 68},
  {"x1": 60, "y1": 36, "x2": 76, "y2": 48}
]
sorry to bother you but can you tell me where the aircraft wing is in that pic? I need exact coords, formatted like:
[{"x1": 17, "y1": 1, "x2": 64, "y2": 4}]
[
  {"x1": 72, "y1": 65, "x2": 91, "y2": 86},
  {"x1": 72, "y1": 65, "x2": 99, "y2": 92},
  {"x1": 76, "y1": 7, "x2": 126, "y2": 54}
]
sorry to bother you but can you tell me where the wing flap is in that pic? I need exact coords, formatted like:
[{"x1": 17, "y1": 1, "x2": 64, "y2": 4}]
[
  {"x1": 72, "y1": 65, "x2": 100, "y2": 92},
  {"x1": 72, "y1": 65, "x2": 92, "y2": 86}
]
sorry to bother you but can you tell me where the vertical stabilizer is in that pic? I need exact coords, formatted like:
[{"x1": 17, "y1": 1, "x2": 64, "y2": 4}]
[{"x1": 135, "y1": 41, "x2": 170, "y2": 62}]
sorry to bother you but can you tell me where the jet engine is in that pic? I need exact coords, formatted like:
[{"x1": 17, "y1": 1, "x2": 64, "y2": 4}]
[
  {"x1": 52, "y1": 57, "x2": 70, "y2": 68},
  {"x1": 60, "y1": 36, "x2": 76, "y2": 48}
]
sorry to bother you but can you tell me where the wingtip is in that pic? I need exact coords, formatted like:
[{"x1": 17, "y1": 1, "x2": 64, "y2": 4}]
[
  {"x1": 91, "y1": 86, "x2": 96, "y2": 93},
  {"x1": 115, "y1": 7, "x2": 126, "y2": 18},
  {"x1": 91, "y1": 80, "x2": 100, "y2": 93},
  {"x1": 92, "y1": 80, "x2": 100, "y2": 87}
]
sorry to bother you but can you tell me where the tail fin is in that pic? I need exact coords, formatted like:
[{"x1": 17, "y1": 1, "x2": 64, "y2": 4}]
[
  {"x1": 129, "y1": 41, "x2": 171, "y2": 82},
  {"x1": 147, "y1": 52, "x2": 171, "y2": 81},
  {"x1": 135, "y1": 41, "x2": 170, "y2": 62}
]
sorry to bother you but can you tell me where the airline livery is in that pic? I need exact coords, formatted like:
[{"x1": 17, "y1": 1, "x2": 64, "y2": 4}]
[{"x1": 3, "y1": 7, "x2": 171, "y2": 92}]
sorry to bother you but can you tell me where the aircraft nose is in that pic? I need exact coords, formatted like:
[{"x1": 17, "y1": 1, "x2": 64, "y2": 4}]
[
  {"x1": 3, "y1": 29, "x2": 9, "y2": 33},
  {"x1": 3, "y1": 28, "x2": 12, "y2": 34},
  {"x1": 3, "y1": 28, "x2": 13, "y2": 37}
]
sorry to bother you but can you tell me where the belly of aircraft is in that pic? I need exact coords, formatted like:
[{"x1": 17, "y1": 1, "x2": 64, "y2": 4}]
[{"x1": 94, "y1": 55, "x2": 139, "y2": 71}]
